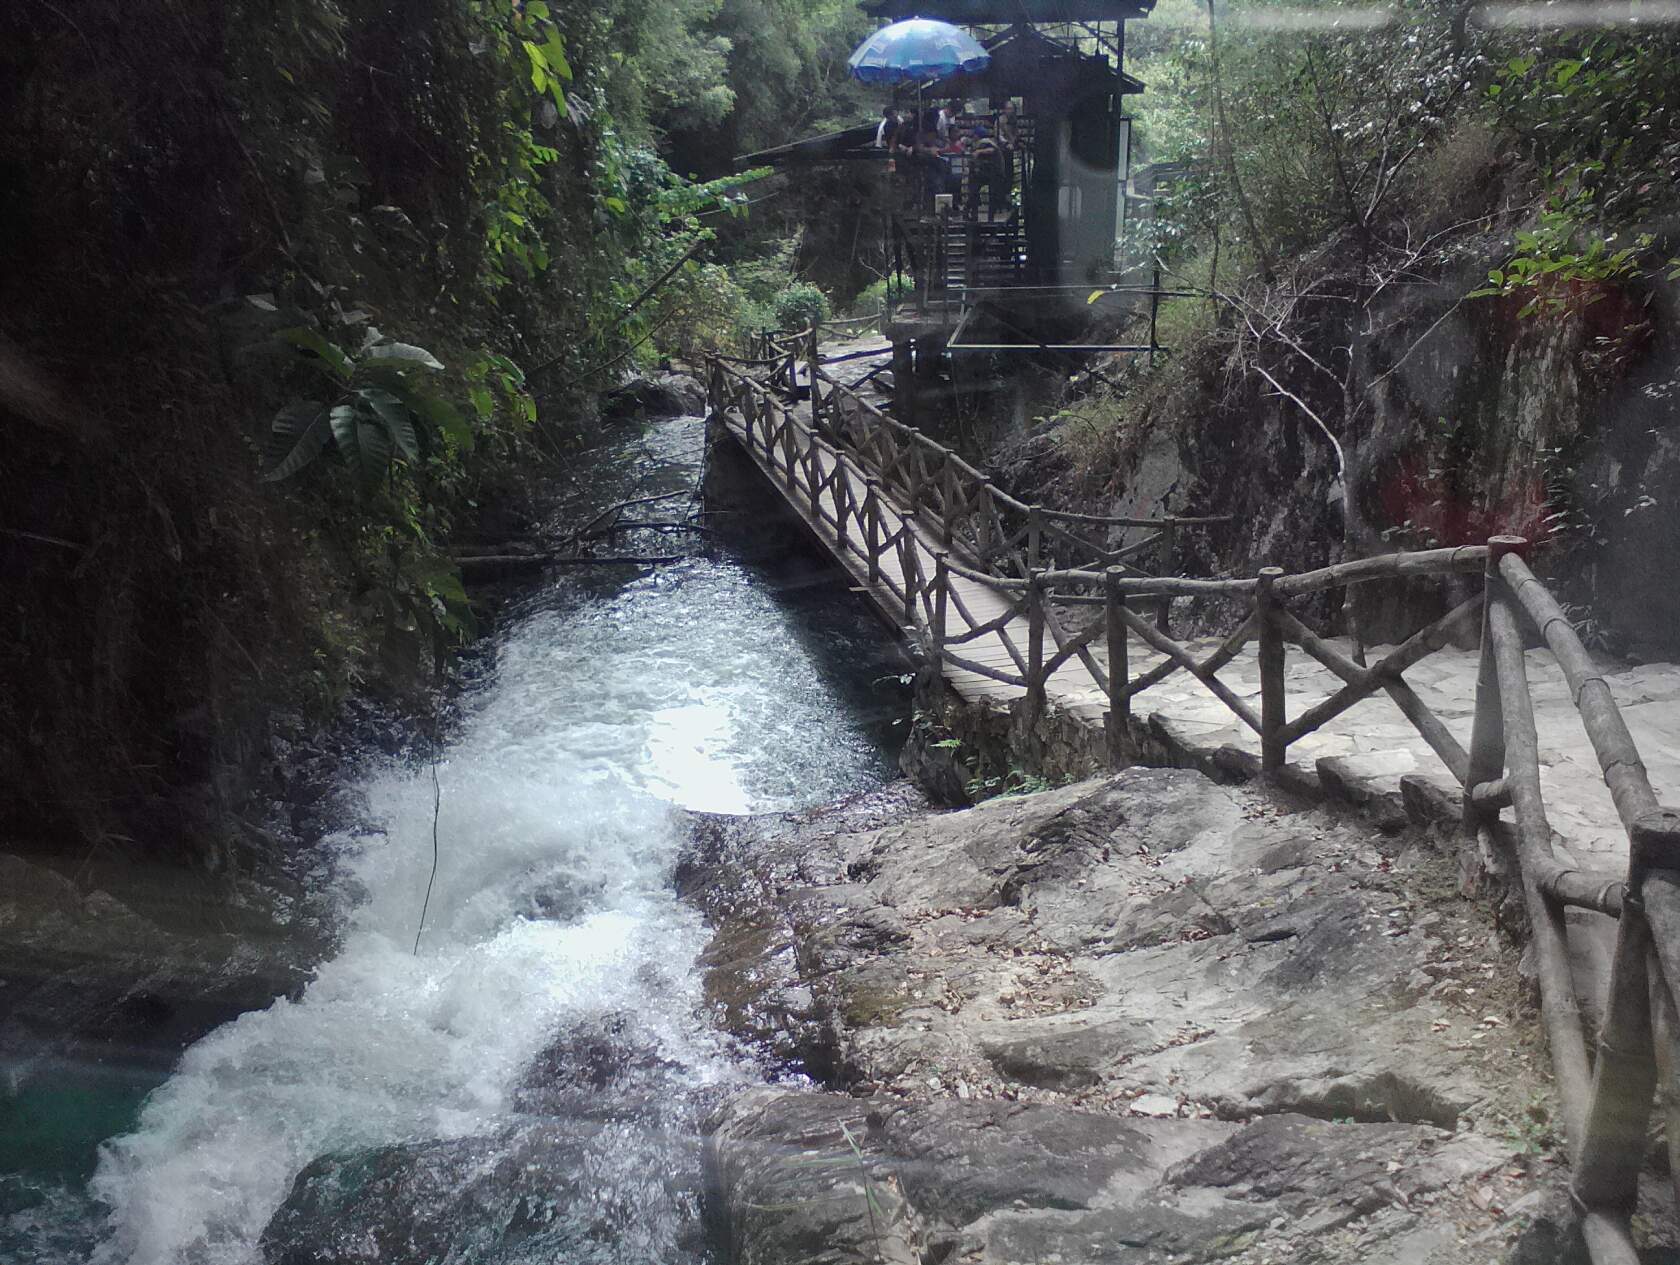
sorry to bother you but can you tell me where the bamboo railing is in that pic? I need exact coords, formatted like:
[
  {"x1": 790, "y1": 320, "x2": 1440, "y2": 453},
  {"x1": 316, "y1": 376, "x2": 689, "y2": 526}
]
[{"x1": 706, "y1": 349, "x2": 1680, "y2": 1261}]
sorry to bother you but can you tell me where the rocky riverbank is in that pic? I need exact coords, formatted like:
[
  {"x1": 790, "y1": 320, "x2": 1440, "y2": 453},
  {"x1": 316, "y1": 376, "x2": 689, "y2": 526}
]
[{"x1": 681, "y1": 767, "x2": 1618, "y2": 1264}]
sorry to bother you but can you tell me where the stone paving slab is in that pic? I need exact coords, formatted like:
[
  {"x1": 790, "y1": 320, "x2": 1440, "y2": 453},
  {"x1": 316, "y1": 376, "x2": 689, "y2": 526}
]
[{"x1": 1028, "y1": 634, "x2": 1680, "y2": 877}]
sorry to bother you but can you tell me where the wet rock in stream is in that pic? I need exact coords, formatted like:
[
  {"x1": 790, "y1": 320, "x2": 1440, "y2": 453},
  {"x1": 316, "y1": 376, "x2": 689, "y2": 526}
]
[
  {"x1": 692, "y1": 767, "x2": 1600, "y2": 1264},
  {"x1": 0, "y1": 853, "x2": 318, "y2": 1177},
  {"x1": 602, "y1": 371, "x2": 706, "y2": 422},
  {"x1": 262, "y1": 1013, "x2": 720, "y2": 1265}
]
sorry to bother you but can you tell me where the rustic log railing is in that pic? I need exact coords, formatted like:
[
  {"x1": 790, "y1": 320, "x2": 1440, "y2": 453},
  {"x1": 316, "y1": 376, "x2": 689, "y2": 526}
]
[
  {"x1": 706, "y1": 351, "x2": 1680, "y2": 1261},
  {"x1": 805, "y1": 353, "x2": 1228, "y2": 605}
]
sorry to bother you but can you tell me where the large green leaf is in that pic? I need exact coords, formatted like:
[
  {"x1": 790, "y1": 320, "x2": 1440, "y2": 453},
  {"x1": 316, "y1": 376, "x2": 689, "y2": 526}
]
[
  {"x1": 262, "y1": 401, "x2": 332, "y2": 481},
  {"x1": 329, "y1": 402, "x2": 392, "y2": 485},
  {"x1": 357, "y1": 387, "x2": 421, "y2": 461},
  {"x1": 355, "y1": 416, "x2": 394, "y2": 485},
  {"x1": 328, "y1": 401, "x2": 359, "y2": 455},
  {"x1": 364, "y1": 342, "x2": 445, "y2": 371},
  {"x1": 410, "y1": 391, "x2": 474, "y2": 453},
  {"x1": 278, "y1": 328, "x2": 354, "y2": 381}
]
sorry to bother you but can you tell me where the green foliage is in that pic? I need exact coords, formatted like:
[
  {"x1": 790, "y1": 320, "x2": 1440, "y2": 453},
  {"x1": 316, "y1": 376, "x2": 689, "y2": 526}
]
[
  {"x1": 849, "y1": 278, "x2": 890, "y2": 317},
  {"x1": 1126, "y1": 0, "x2": 1485, "y2": 272},
  {"x1": 967, "y1": 767, "x2": 1056, "y2": 802},
  {"x1": 669, "y1": 0, "x2": 874, "y2": 157},
  {"x1": 771, "y1": 282, "x2": 830, "y2": 332},
  {"x1": 1469, "y1": 187, "x2": 1653, "y2": 318},
  {"x1": 263, "y1": 326, "x2": 457, "y2": 487},
  {"x1": 1468, "y1": 26, "x2": 1680, "y2": 316},
  {"x1": 0, "y1": 0, "x2": 879, "y2": 857},
  {"x1": 1486, "y1": 28, "x2": 1680, "y2": 228}
]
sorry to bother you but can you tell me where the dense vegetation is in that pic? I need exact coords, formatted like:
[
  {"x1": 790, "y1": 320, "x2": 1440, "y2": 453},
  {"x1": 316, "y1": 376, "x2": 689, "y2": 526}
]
[
  {"x1": 6, "y1": 0, "x2": 1677, "y2": 869},
  {"x1": 1058, "y1": 0, "x2": 1680, "y2": 648},
  {"x1": 0, "y1": 0, "x2": 866, "y2": 867}
]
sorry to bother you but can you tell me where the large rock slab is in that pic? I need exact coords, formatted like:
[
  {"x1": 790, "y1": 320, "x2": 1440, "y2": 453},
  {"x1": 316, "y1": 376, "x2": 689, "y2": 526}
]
[
  {"x1": 707, "y1": 1090, "x2": 1530, "y2": 1265},
  {"x1": 697, "y1": 768, "x2": 1596, "y2": 1263}
]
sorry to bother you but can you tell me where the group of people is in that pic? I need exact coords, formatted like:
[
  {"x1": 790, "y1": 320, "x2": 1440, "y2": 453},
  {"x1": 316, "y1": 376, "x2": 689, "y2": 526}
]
[{"x1": 874, "y1": 101, "x2": 1017, "y2": 220}]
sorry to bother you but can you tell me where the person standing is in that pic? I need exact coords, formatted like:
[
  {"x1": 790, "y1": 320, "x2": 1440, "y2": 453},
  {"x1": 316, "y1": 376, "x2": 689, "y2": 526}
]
[{"x1": 875, "y1": 106, "x2": 900, "y2": 150}]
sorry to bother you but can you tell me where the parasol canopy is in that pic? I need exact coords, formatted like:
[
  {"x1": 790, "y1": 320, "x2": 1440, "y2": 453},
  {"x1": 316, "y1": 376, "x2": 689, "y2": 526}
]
[{"x1": 847, "y1": 19, "x2": 991, "y2": 85}]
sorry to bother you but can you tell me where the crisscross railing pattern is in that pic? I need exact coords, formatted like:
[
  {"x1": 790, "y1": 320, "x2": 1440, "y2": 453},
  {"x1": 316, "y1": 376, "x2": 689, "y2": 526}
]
[
  {"x1": 706, "y1": 349, "x2": 1680, "y2": 1263},
  {"x1": 807, "y1": 350, "x2": 1228, "y2": 597}
]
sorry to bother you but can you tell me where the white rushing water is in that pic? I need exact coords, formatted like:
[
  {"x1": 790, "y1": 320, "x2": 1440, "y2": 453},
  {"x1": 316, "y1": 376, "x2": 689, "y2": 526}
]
[{"x1": 60, "y1": 419, "x2": 901, "y2": 1264}]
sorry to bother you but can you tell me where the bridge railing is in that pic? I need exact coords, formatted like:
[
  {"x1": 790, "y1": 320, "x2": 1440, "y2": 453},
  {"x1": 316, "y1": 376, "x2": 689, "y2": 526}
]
[
  {"x1": 712, "y1": 325, "x2": 816, "y2": 397},
  {"x1": 706, "y1": 354, "x2": 1680, "y2": 1262},
  {"x1": 808, "y1": 358, "x2": 1229, "y2": 605}
]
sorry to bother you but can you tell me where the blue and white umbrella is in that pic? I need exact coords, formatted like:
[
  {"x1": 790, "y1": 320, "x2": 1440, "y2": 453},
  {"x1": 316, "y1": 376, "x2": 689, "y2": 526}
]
[{"x1": 847, "y1": 19, "x2": 990, "y2": 86}]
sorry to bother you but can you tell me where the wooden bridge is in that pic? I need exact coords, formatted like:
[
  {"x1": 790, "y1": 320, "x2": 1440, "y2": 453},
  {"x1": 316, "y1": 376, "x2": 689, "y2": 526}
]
[{"x1": 705, "y1": 328, "x2": 1680, "y2": 1262}]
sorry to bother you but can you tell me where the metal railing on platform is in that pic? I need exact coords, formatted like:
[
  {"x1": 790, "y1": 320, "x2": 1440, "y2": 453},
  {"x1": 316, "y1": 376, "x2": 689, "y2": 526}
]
[{"x1": 705, "y1": 344, "x2": 1680, "y2": 1264}]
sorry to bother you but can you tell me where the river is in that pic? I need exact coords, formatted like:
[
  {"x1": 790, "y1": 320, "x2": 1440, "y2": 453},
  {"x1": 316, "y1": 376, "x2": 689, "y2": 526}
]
[{"x1": 4, "y1": 411, "x2": 909, "y2": 1263}]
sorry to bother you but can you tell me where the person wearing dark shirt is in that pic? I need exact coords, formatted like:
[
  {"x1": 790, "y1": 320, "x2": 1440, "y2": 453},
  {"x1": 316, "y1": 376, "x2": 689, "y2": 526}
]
[
  {"x1": 875, "y1": 106, "x2": 900, "y2": 150},
  {"x1": 968, "y1": 122, "x2": 1005, "y2": 218},
  {"x1": 911, "y1": 111, "x2": 959, "y2": 209}
]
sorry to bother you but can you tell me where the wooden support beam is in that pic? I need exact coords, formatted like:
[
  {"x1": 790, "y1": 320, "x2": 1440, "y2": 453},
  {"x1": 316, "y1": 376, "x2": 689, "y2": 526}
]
[
  {"x1": 1469, "y1": 778, "x2": 1512, "y2": 811},
  {"x1": 865, "y1": 478, "x2": 881, "y2": 585},
  {"x1": 1256, "y1": 567, "x2": 1286, "y2": 773},
  {"x1": 1489, "y1": 591, "x2": 1592, "y2": 1153},
  {"x1": 1502, "y1": 552, "x2": 1663, "y2": 835},
  {"x1": 1106, "y1": 566, "x2": 1129, "y2": 765},
  {"x1": 932, "y1": 553, "x2": 949, "y2": 662},
  {"x1": 1573, "y1": 906, "x2": 1657, "y2": 1214},
  {"x1": 1156, "y1": 522, "x2": 1178, "y2": 634},
  {"x1": 1120, "y1": 613, "x2": 1257, "y2": 705},
  {"x1": 1270, "y1": 600, "x2": 1475, "y2": 785},
  {"x1": 1026, "y1": 575, "x2": 1046, "y2": 722},
  {"x1": 1119, "y1": 606, "x2": 1263, "y2": 734},
  {"x1": 1465, "y1": 537, "x2": 1528, "y2": 826}
]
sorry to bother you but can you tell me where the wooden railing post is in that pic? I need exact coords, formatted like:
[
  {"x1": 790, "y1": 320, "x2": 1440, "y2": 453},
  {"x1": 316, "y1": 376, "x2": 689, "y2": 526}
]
[
  {"x1": 835, "y1": 466, "x2": 849, "y2": 550},
  {"x1": 941, "y1": 453, "x2": 957, "y2": 544},
  {"x1": 976, "y1": 480, "x2": 994, "y2": 559},
  {"x1": 932, "y1": 553, "x2": 949, "y2": 663},
  {"x1": 1570, "y1": 808, "x2": 1680, "y2": 1225},
  {"x1": 1155, "y1": 521, "x2": 1178, "y2": 634},
  {"x1": 1026, "y1": 574, "x2": 1046, "y2": 722},
  {"x1": 865, "y1": 478, "x2": 882, "y2": 584},
  {"x1": 900, "y1": 531, "x2": 917, "y2": 624},
  {"x1": 1465, "y1": 535, "x2": 1528, "y2": 823},
  {"x1": 1106, "y1": 566, "x2": 1129, "y2": 766},
  {"x1": 807, "y1": 328, "x2": 822, "y2": 425},
  {"x1": 1027, "y1": 506, "x2": 1043, "y2": 572},
  {"x1": 1256, "y1": 566, "x2": 1286, "y2": 774},
  {"x1": 1572, "y1": 887, "x2": 1658, "y2": 1215}
]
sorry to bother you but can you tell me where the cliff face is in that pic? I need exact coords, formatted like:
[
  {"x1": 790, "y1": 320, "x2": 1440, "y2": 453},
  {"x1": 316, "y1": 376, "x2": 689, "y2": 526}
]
[{"x1": 1000, "y1": 238, "x2": 1680, "y2": 659}]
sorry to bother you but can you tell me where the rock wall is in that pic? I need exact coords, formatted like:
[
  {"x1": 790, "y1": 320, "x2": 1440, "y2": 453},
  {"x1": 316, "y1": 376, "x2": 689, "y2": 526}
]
[{"x1": 1000, "y1": 257, "x2": 1680, "y2": 657}]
